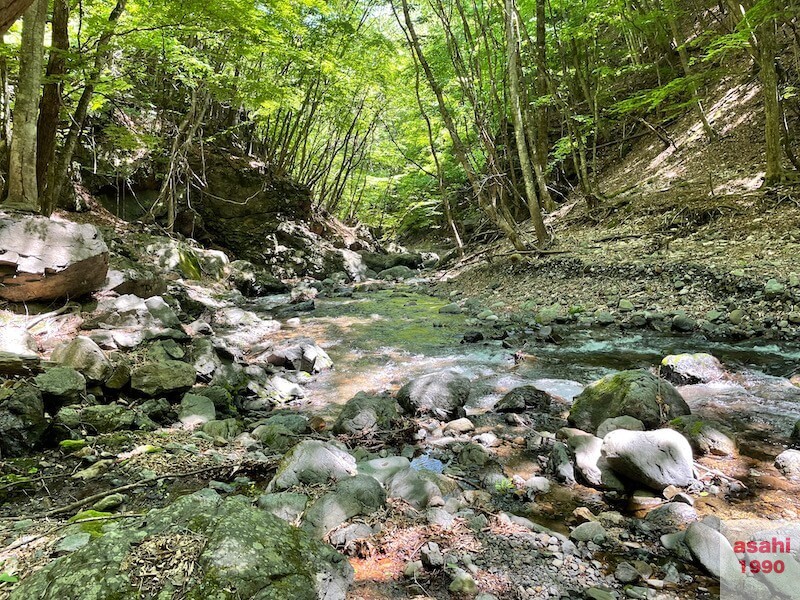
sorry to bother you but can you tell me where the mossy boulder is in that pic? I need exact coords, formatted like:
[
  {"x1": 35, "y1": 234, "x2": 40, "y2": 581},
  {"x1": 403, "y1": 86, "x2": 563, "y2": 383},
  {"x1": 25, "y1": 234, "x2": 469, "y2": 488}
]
[
  {"x1": 568, "y1": 369, "x2": 690, "y2": 433},
  {"x1": 130, "y1": 360, "x2": 196, "y2": 396},
  {"x1": 34, "y1": 367, "x2": 86, "y2": 408},
  {"x1": 669, "y1": 415, "x2": 736, "y2": 456},
  {"x1": 10, "y1": 489, "x2": 353, "y2": 600},
  {"x1": 50, "y1": 336, "x2": 112, "y2": 383},
  {"x1": 0, "y1": 383, "x2": 48, "y2": 456},
  {"x1": 81, "y1": 404, "x2": 136, "y2": 434},
  {"x1": 333, "y1": 392, "x2": 399, "y2": 435}
]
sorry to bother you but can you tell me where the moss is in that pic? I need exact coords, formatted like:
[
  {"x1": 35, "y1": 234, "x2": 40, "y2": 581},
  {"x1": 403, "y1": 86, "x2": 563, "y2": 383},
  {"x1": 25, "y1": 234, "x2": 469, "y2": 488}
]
[
  {"x1": 69, "y1": 510, "x2": 113, "y2": 537},
  {"x1": 59, "y1": 439, "x2": 87, "y2": 452},
  {"x1": 177, "y1": 249, "x2": 203, "y2": 280}
]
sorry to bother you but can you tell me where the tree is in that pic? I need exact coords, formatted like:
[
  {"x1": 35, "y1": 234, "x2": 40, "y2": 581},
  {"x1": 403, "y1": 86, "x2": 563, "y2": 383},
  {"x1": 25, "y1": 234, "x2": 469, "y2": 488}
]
[
  {"x1": 3, "y1": 0, "x2": 46, "y2": 211},
  {"x1": 0, "y1": 0, "x2": 35, "y2": 35}
]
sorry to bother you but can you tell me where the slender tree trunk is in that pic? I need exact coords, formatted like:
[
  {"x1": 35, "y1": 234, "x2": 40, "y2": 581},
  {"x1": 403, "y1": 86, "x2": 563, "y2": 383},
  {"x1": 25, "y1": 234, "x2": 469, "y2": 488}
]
[
  {"x1": 4, "y1": 0, "x2": 47, "y2": 212},
  {"x1": 41, "y1": 0, "x2": 126, "y2": 213},
  {"x1": 506, "y1": 0, "x2": 548, "y2": 245},
  {"x1": 394, "y1": 0, "x2": 527, "y2": 251},
  {"x1": 533, "y1": 0, "x2": 554, "y2": 211},
  {"x1": 0, "y1": 0, "x2": 35, "y2": 35},
  {"x1": 36, "y1": 0, "x2": 68, "y2": 212},
  {"x1": 758, "y1": 3, "x2": 786, "y2": 185}
]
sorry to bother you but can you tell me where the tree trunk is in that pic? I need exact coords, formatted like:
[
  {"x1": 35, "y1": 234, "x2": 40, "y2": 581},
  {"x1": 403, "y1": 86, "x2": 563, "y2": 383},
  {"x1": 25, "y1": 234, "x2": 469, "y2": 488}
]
[
  {"x1": 0, "y1": 0, "x2": 35, "y2": 35},
  {"x1": 4, "y1": 0, "x2": 46, "y2": 212},
  {"x1": 758, "y1": 4, "x2": 785, "y2": 185},
  {"x1": 394, "y1": 0, "x2": 527, "y2": 251},
  {"x1": 533, "y1": 0, "x2": 554, "y2": 211},
  {"x1": 506, "y1": 0, "x2": 549, "y2": 245},
  {"x1": 41, "y1": 0, "x2": 126, "y2": 213},
  {"x1": 36, "y1": 0, "x2": 67, "y2": 212}
]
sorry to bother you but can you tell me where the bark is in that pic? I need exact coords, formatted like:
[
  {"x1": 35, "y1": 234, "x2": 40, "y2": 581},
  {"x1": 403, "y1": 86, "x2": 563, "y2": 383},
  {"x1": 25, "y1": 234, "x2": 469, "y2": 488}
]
[
  {"x1": 758, "y1": 4, "x2": 785, "y2": 185},
  {"x1": 533, "y1": 0, "x2": 554, "y2": 210},
  {"x1": 0, "y1": 0, "x2": 35, "y2": 35},
  {"x1": 506, "y1": 0, "x2": 548, "y2": 245},
  {"x1": 4, "y1": 0, "x2": 46, "y2": 212},
  {"x1": 36, "y1": 0, "x2": 68, "y2": 209}
]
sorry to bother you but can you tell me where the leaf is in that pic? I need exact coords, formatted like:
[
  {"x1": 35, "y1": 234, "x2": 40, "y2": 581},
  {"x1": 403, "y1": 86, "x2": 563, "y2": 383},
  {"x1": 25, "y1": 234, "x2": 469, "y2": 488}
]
[{"x1": 0, "y1": 573, "x2": 19, "y2": 583}]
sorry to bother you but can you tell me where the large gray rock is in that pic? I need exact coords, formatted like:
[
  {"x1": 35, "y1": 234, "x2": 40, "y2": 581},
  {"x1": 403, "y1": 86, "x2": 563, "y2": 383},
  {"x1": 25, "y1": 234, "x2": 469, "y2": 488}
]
[
  {"x1": 396, "y1": 370, "x2": 471, "y2": 420},
  {"x1": 302, "y1": 475, "x2": 386, "y2": 538},
  {"x1": 384, "y1": 467, "x2": 444, "y2": 509},
  {"x1": 602, "y1": 429, "x2": 694, "y2": 490},
  {"x1": 333, "y1": 392, "x2": 398, "y2": 435},
  {"x1": 378, "y1": 265, "x2": 415, "y2": 280},
  {"x1": 562, "y1": 430, "x2": 625, "y2": 491},
  {"x1": 34, "y1": 366, "x2": 86, "y2": 407},
  {"x1": 268, "y1": 440, "x2": 357, "y2": 491},
  {"x1": 178, "y1": 393, "x2": 216, "y2": 428},
  {"x1": 660, "y1": 353, "x2": 725, "y2": 385},
  {"x1": 644, "y1": 502, "x2": 698, "y2": 534},
  {"x1": 670, "y1": 415, "x2": 736, "y2": 456},
  {"x1": 84, "y1": 295, "x2": 184, "y2": 349},
  {"x1": 9, "y1": 489, "x2": 353, "y2": 600},
  {"x1": 130, "y1": 360, "x2": 196, "y2": 396},
  {"x1": 684, "y1": 521, "x2": 744, "y2": 587},
  {"x1": 0, "y1": 214, "x2": 108, "y2": 302},
  {"x1": 775, "y1": 449, "x2": 800, "y2": 481},
  {"x1": 257, "y1": 337, "x2": 333, "y2": 374},
  {"x1": 81, "y1": 404, "x2": 136, "y2": 434},
  {"x1": 569, "y1": 370, "x2": 690, "y2": 433},
  {"x1": 50, "y1": 336, "x2": 112, "y2": 383},
  {"x1": 0, "y1": 384, "x2": 48, "y2": 456},
  {"x1": 228, "y1": 259, "x2": 289, "y2": 296},
  {"x1": 494, "y1": 385, "x2": 552, "y2": 413}
]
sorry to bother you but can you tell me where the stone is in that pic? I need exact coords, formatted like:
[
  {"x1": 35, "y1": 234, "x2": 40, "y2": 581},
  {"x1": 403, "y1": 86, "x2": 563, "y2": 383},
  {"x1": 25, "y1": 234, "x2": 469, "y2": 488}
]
[
  {"x1": 0, "y1": 214, "x2": 108, "y2": 302},
  {"x1": 81, "y1": 404, "x2": 136, "y2": 434},
  {"x1": 384, "y1": 467, "x2": 443, "y2": 509},
  {"x1": 268, "y1": 440, "x2": 357, "y2": 491},
  {"x1": 569, "y1": 369, "x2": 690, "y2": 433},
  {"x1": 684, "y1": 521, "x2": 744, "y2": 587},
  {"x1": 9, "y1": 489, "x2": 353, "y2": 599},
  {"x1": 34, "y1": 367, "x2": 86, "y2": 407},
  {"x1": 548, "y1": 441, "x2": 576, "y2": 484},
  {"x1": 50, "y1": 337, "x2": 112, "y2": 383},
  {"x1": 774, "y1": 449, "x2": 800, "y2": 481},
  {"x1": 0, "y1": 384, "x2": 48, "y2": 456},
  {"x1": 396, "y1": 370, "x2": 471, "y2": 420},
  {"x1": 585, "y1": 588, "x2": 615, "y2": 600},
  {"x1": 448, "y1": 567, "x2": 477, "y2": 594},
  {"x1": 670, "y1": 415, "x2": 736, "y2": 456},
  {"x1": 257, "y1": 492, "x2": 309, "y2": 522},
  {"x1": 602, "y1": 429, "x2": 695, "y2": 490},
  {"x1": 444, "y1": 417, "x2": 474, "y2": 434},
  {"x1": 495, "y1": 385, "x2": 551, "y2": 413},
  {"x1": 258, "y1": 337, "x2": 333, "y2": 373},
  {"x1": 439, "y1": 303, "x2": 461, "y2": 314},
  {"x1": 644, "y1": 502, "x2": 698, "y2": 533},
  {"x1": 619, "y1": 299, "x2": 635, "y2": 312},
  {"x1": 764, "y1": 278, "x2": 786, "y2": 297},
  {"x1": 251, "y1": 424, "x2": 296, "y2": 452},
  {"x1": 301, "y1": 475, "x2": 386, "y2": 538},
  {"x1": 570, "y1": 521, "x2": 606, "y2": 543},
  {"x1": 565, "y1": 431, "x2": 625, "y2": 491},
  {"x1": 420, "y1": 541, "x2": 444, "y2": 568},
  {"x1": 729, "y1": 309, "x2": 744, "y2": 325},
  {"x1": 791, "y1": 420, "x2": 800, "y2": 446},
  {"x1": 54, "y1": 533, "x2": 92, "y2": 554},
  {"x1": 378, "y1": 265, "x2": 415, "y2": 280},
  {"x1": 660, "y1": 353, "x2": 725, "y2": 385},
  {"x1": 201, "y1": 418, "x2": 241, "y2": 440},
  {"x1": 332, "y1": 392, "x2": 398, "y2": 436},
  {"x1": 329, "y1": 523, "x2": 373, "y2": 550},
  {"x1": 356, "y1": 456, "x2": 410, "y2": 484},
  {"x1": 462, "y1": 331, "x2": 484, "y2": 343},
  {"x1": 614, "y1": 561, "x2": 640, "y2": 583},
  {"x1": 596, "y1": 415, "x2": 645, "y2": 438},
  {"x1": 228, "y1": 260, "x2": 289, "y2": 296},
  {"x1": 130, "y1": 360, "x2": 196, "y2": 396},
  {"x1": 178, "y1": 393, "x2": 216, "y2": 428},
  {"x1": 671, "y1": 314, "x2": 696, "y2": 332},
  {"x1": 92, "y1": 493, "x2": 126, "y2": 512}
]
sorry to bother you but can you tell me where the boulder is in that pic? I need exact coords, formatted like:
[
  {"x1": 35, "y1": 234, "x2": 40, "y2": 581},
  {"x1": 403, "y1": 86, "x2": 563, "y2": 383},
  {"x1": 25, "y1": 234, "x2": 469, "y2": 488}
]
[
  {"x1": 684, "y1": 521, "x2": 744, "y2": 587},
  {"x1": 396, "y1": 370, "x2": 471, "y2": 420},
  {"x1": 258, "y1": 337, "x2": 333, "y2": 374},
  {"x1": 596, "y1": 416, "x2": 645, "y2": 438},
  {"x1": 0, "y1": 214, "x2": 108, "y2": 302},
  {"x1": 302, "y1": 475, "x2": 386, "y2": 538},
  {"x1": 660, "y1": 353, "x2": 725, "y2": 385},
  {"x1": 228, "y1": 259, "x2": 288, "y2": 296},
  {"x1": 360, "y1": 252, "x2": 422, "y2": 272},
  {"x1": 378, "y1": 265, "x2": 415, "y2": 280},
  {"x1": 774, "y1": 449, "x2": 800, "y2": 481},
  {"x1": 0, "y1": 384, "x2": 48, "y2": 456},
  {"x1": 81, "y1": 404, "x2": 136, "y2": 434},
  {"x1": 268, "y1": 440, "x2": 357, "y2": 491},
  {"x1": 201, "y1": 418, "x2": 241, "y2": 440},
  {"x1": 178, "y1": 393, "x2": 216, "y2": 428},
  {"x1": 644, "y1": 502, "x2": 698, "y2": 534},
  {"x1": 332, "y1": 392, "x2": 398, "y2": 436},
  {"x1": 568, "y1": 370, "x2": 690, "y2": 433},
  {"x1": 34, "y1": 367, "x2": 86, "y2": 408},
  {"x1": 494, "y1": 385, "x2": 552, "y2": 413},
  {"x1": 50, "y1": 336, "x2": 112, "y2": 383},
  {"x1": 257, "y1": 492, "x2": 309, "y2": 522},
  {"x1": 669, "y1": 415, "x2": 736, "y2": 456},
  {"x1": 84, "y1": 295, "x2": 184, "y2": 349},
  {"x1": 130, "y1": 360, "x2": 196, "y2": 396},
  {"x1": 602, "y1": 429, "x2": 694, "y2": 490},
  {"x1": 562, "y1": 431, "x2": 625, "y2": 491},
  {"x1": 9, "y1": 489, "x2": 353, "y2": 600},
  {"x1": 384, "y1": 467, "x2": 443, "y2": 509}
]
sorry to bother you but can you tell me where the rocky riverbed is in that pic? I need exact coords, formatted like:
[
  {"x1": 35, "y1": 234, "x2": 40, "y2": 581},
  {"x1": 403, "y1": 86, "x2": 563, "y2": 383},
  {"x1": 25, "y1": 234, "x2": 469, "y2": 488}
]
[{"x1": 1, "y1": 212, "x2": 800, "y2": 600}]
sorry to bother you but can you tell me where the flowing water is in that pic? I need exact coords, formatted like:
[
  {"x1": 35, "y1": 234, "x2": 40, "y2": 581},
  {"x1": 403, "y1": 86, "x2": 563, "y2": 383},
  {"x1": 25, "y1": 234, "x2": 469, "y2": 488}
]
[{"x1": 266, "y1": 288, "x2": 800, "y2": 448}]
